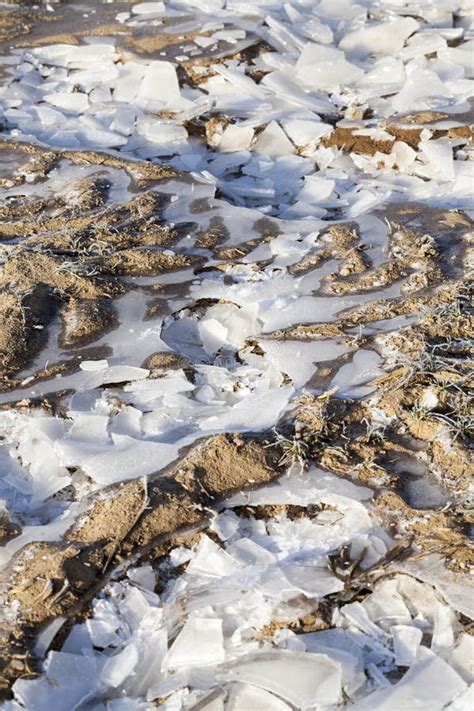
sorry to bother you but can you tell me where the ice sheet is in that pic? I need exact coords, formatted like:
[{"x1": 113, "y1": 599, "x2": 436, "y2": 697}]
[{"x1": 1, "y1": 3, "x2": 472, "y2": 708}]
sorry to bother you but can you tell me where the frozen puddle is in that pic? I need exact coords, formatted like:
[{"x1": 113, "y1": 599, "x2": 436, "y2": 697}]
[{"x1": 0, "y1": 0, "x2": 472, "y2": 708}]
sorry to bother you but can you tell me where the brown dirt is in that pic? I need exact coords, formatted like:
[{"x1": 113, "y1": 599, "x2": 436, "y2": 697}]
[
  {"x1": 0, "y1": 7, "x2": 35, "y2": 42},
  {"x1": 323, "y1": 128, "x2": 394, "y2": 155},
  {"x1": 321, "y1": 124, "x2": 472, "y2": 155},
  {"x1": 0, "y1": 286, "x2": 59, "y2": 379},
  {"x1": 375, "y1": 493, "x2": 474, "y2": 573},
  {"x1": 126, "y1": 30, "x2": 205, "y2": 55},
  {"x1": 16, "y1": 32, "x2": 80, "y2": 47},
  {"x1": 59, "y1": 298, "x2": 118, "y2": 349},
  {"x1": 0, "y1": 513, "x2": 20, "y2": 546},
  {"x1": 257, "y1": 611, "x2": 328, "y2": 639},
  {"x1": 0, "y1": 144, "x2": 192, "y2": 379},
  {"x1": 286, "y1": 274, "x2": 473, "y2": 527},
  {"x1": 143, "y1": 351, "x2": 193, "y2": 374},
  {"x1": 179, "y1": 40, "x2": 271, "y2": 90},
  {"x1": 101, "y1": 249, "x2": 200, "y2": 276},
  {"x1": 196, "y1": 216, "x2": 231, "y2": 250},
  {"x1": 0, "y1": 140, "x2": 179, "y2": 184}
]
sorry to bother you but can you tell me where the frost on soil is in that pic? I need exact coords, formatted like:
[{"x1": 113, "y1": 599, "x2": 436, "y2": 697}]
[{"x1": 0, "y1": 0, "x2": 472, "y2": 709}]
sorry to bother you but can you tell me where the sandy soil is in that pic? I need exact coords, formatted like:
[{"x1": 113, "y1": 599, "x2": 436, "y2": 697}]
[{"x1": 0, "y1": 4, "x2": 472, "y2": 703}]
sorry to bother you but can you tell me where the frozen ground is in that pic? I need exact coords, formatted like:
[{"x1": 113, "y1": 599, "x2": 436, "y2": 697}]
[{"x1": 0, "y1": 0, "x2": 472, "y2": 709}]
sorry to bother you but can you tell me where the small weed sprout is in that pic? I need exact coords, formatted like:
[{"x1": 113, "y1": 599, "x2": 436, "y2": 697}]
[
  {"x1": 9, "y1": 286, "x2": 33, "y2": 326},
  {"x1": 56, "y1": 260, "x2": 100, "y2": 278},
  {"x1": 411, "y1": 404, "x2": 431, "y2": 421},
  {"x1": 266, "y1": 429, "x2": 309, "y2": 468},
  {"x1": 362, "y1": 416, "x2": 386, "y2": 445},
  {"x1": 427, "y1": 299, "x2": 466, "y2": 326},
  {"x1": 432, "y1": 410, "x2": 474, "y2": 442}
]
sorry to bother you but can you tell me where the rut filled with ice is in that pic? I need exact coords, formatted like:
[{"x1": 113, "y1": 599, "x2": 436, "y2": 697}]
[{"x1": 0, "y1": 0, "x2": 473, "y2": 709}]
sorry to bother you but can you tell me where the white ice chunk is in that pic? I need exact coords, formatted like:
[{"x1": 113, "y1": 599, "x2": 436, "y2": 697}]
[
  {"x1": 330, "y1": 350, "x2": 383, "y2": 398},
  {"x1": 34, "y1": 618, "x2": 66, "y2": 658},
  {"x1": 227, "y1": 683, "x2": 292, "y2": 711},
  {"x1": 132, "y1": 2, "x2": 165, "y2": 14},
  {"x1": 227, "y1": 466, "x2": 372, "y2": 509},
  {"x1": 186, "y1": 535, "x2": 241, "y2": 578},
  {"x1": 281, "y1": 564, "x2": 344, "y2": 598},
  {"x1": 283, "y1": 119, "x2": 332, "y2": 147},
  {"x1": 199, "y1": 385, "x2": 293, "y2": 433},
  {"x1": 359, "y1": 56, "x2": 405, "y2": 88},
  {"x1": 439, "y1": 46, "x2": 474, "y2": 79},
  {"x1": 214, "y1": 65, "x2": 265, "y2": 99},
  {"x1": 110, "y1": 107, "x2": 137, "y2": 136},
  {"x1": 261, "y1": 71, "x2": 334, "y2": 113},
  {"x1": 107, "y1": 699, "x2": 151, "y2": 711},
  {"x1": 362, "y1": 579, "x2": 412, "y2": 628},
  {"x1": 86, "y1": 615, "x2": 122, "y2": 648},
  {"x1": 301, "y1": 630, "x2": 364, "y2": 696},
  {"x1": 33, "y1": 105, "x2": 67, "y2": 126},
  {"x1": 400, "y1": 32, "x2": 447, "y2": 60},
  {"x1": 198, "y1": 303, "x2": 260, "y2": 354},
  {"x1": 392, "y1": 625, "x2": 422, "y2": 667},
  {"x1": 316, "y1": 0, "x2": 365, "y2": 22},
  {"x1": 109, "y1": 405, "x2": 142, "y2": 437},
  {"x1": 211, "y1": 510, "x2": 240, "y2": 542},
  {"x1": 82, "y1": 435, "x2": 178, "y2": 484},
  {"x1": 32, "y1": 43, "x2": 116, "y2": 69},
  {"x1": 124, "y1": 371, "x2": 194, "y2": 402},
  {"x1": 120, "y1": 587, "x2": 154, "y2": 631},
  {"x1": 259, "y1": 339, "x2": 347, "y2": 388},
  {"x1": 67, "y1": 414, "x2": 110, "y2": 445},
  {"x1": 44, "y1": 92, "x2": 89, "y2": 113},
  {"x1": 136, "y1": 117, "x2": 188, "y2": 144},
  {"x1": 11, "y1": 416, "x2": 71, "y2": 505},
  {"x1": 79, "y1": 359, "x2": 108, "y2": 372},
  {"x1": 448, "y1": 634, "x2": 474, "y2": 685},
  {"x1": 218, "y1": 124, "x2": 254, "y2": 152},
  {"x1": 391, "y1": 141, "x2": 417, "y2": 171},
  {"x1": 254, "y1": 121, "x2": 295, "y2": 157},
  {"x1": 432, "y1": 598, "x2": 455, "y2": 656},
  {"x1": 84, "y1": 365, "x2": 149, "y2": 389},
  {"x1": 61, "y1": 623, "x2": 92, "y2": 656},
  {"x1": 101, "y1": 643, "x2": 139, "y2": 687},
  {"x1": 296, "y1": 43, "x2": 364, "y2": 90},
  {"x1": 127, "y1": 564, "x2": 156, "y2": 591},
  {"x1": 164, "y1": 618, "x2": 225, "y2": 671},
  {"x1": 224, "y1": 650, "x2": 342, "y2": 708},
  {"x1": 114, "y1": 62, "x2": 146, "y2": 103},
  {"x1": 352, "y1": 647, "x2": 467, "y2": 711},
  {"x1": 446, "y1": 685, "x2": 474, "y2": 711},
  {"x1": 420, "y1": 139, "x2": 455, "y2": 181},
  {"x1": 296, "y1": 175, "x2": 335, "y2": 203},
  {"x1": 227, "y1": 538, "x2": 276, "y2": 566},
  {"x1": 340, "y1": 18, "x2": 418, "y2": 58},
  {"x1": 195, "y1": 36, "x2": 217, "y2": 48},
  {"x1": 199, "y1": 318, "x2": 228, "y2": 354},
  {"x1": 89, "y1": 85, "x2": 112, "y2": 104},
  {"x1": 341, "y1": 601, "x2": 391, "y2": 644},
  {"x1": 78, "y1": 126, "x2": 128, "y2": 149},
  {"x1": 0, "y1": 505, "x2": 81, "y2": 568},
  {"x1": 136, "y1": 61, "x2": 180, "y2": 111},
  {"x1": 391, "y1": 68, "x2": 452, "y2": 113},
  {"x1": 13, "y1": 652, "x2": 98, "y2": 711},
  {"x1": 126, "y1": 624, "x2": 167, "y2": 698}
]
